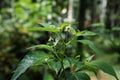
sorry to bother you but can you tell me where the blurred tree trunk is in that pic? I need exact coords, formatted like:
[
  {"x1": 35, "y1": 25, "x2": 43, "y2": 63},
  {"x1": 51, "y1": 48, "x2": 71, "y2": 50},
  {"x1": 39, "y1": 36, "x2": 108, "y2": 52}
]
[
  {"x1": 105, "y1": 0, "x2": 120, "y2": 63},
  {"x1": 77, "y1": 0, "x2": 87, "y2": 60},
  {"x1": 91, "y1": 0, "x2": 97, "y2": 23},
  {"x1": 0, "y1": 0, "x2": 7, "y2": 11},
  {"x1": 105, "y1": 0, "x2": 119, "y2": 29},
  {"x1": 90, "y1": 0, "x2": 107, "y2": 23},
  {"x1": 67, "y1": 0, "x2": 73, "y2": 22},
  {"x1": 11, "y1": 0, "x2": 15, "y2": 17},
  {"x1": 0, "y1": 0, "x2": 2, "y2": 10},
  {"x1": 105, "y1": 0, "x2": 112, "y2": 29},
  {"x1": 100, "y1": 0, "x2": 107, "y2": 22}
]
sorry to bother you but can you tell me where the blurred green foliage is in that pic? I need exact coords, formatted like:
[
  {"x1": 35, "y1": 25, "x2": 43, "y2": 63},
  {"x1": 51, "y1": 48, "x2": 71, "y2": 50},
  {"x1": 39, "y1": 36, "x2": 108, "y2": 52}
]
[{"x1": 88, "y1": 23, "x2": 120, "y2": 63}]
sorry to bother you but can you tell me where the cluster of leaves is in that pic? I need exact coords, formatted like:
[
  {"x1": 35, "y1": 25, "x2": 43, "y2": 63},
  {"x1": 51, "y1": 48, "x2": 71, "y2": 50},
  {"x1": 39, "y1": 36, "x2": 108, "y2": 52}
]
[{"x1": 11, "y1": 23, "x2": 118, "y2": 80}]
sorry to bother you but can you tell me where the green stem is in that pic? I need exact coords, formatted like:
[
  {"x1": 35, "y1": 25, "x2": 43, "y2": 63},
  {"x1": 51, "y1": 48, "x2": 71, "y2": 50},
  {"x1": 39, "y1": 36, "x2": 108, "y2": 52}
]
[
  {"x1": 59, "y1": 33, "x2": 66, "y2": 44},
  {"x1": 58, "y1": 60, "x2": 66, "y2": 80},
  {"x1": 53, "y1": 51, "x2": 62, "y2": 61},
  {"x1": 56, "y1": 33, "x2": 67, "y2": 79}
]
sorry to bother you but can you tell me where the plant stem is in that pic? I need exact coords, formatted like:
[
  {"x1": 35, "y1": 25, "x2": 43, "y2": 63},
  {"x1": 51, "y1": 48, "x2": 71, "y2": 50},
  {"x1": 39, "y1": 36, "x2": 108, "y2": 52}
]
[{"x1": 53, "y1": 51, "x2": 62, "y2": 61}]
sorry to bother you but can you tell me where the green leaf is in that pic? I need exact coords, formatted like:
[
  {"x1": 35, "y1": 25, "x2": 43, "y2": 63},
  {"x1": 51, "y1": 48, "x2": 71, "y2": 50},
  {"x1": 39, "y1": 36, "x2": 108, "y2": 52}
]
[
  {"x1": 43, "y1": 72, "x2": 54, "y2": 80},
  {"x1": 91, "y1": 23, "x2": 104, "y2": 27},
  {"x1": 75, "y1": 57, "x2": 97, "y2": 74},
  {"x1": 63, "y1": 58, "x2": 71, "y2": 69},
  {"x1": 64, "y1": 57, "x2": 83, "y2": 71},
  {"x1": 60, "y1": 22, "x2": 77, "y2": 31},
  {"x1": 74, "y1": 71, "x2": 90, "y2": 80},
  {"x1": 66, "y1": 58, "x2": 79, "y2": 67},
  {"x1": 28, "y1": 27, "x2": 59, "y2": 33},
  {"x1": 27, "y1": 44, "x2": 53, "y2": 51},
  {"x1": 77, "y1": 63, "x2": 98, "y2": 75},
  {"x1": 38, "y1": 23, "x2": 56, "y2": 28},
  {"x1": 20, "y1": 0, "x2": 31, "y2": 3},
  {"x1": 66, "y1": 71, "x2": 90, "y2": 80},
  {"x1": 112, "y1": 27, "x2": 120, "y2": 31},
  {"x1": 89, "y1": 61, "x2": 119, "y2": 80},
  {"x1": 48, "y1": 61, "x2": 61, "y2": 74},
  {"x1": 11, "y1": 51, "x2": 49, "y2": 80},
  {"x1": 54, "y1": 41, "x2": 66, "y2": 54},
  {"x1": 77, "y1": 40, "x2": 105, "y2": 56},
  {"x1": 60, "y1": 22, "x2": 70, "y2": 31},
  {"x1": 85, "y1": 55, "x2": 95, "y2": 62},
  {"x1": 76, "y1": 30, "x2": 96, "y2": 36},
  {"x1": 69, "y1": 27, "x2": 76, "y2": 35},
  {"x1": 65, "y1": 72, "x2": 76, "y2": 80}
]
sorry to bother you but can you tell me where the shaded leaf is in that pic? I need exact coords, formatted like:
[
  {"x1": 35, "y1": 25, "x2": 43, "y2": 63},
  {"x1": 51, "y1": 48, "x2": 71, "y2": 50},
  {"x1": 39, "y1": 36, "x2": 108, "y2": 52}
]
[
  {"x1": 66, "y1": 58, "x2": 79, "y2": 67},
  {"x1": 77, "y1": 40, "x2": 105, "y2": 56},
  {"x1": 65, "y1": 72, "x2": 76, "y2": 80},
  {"x1": 89, "y1": 61, "x2": 119, "y2": 80},
  {"x1": 43, "y1": 72, "x2": 54, "y2": 80},
  {"x1": 66, "y1": 71, "x2": 90, "y2": 80},
  {"x1": 75, "y1": 71, "x2": 90, "y2": 80},
  {"x1": 64, "y1": 57, "x2": 83, "y2": 71},
  {"x1": 112, "y1": 27, "x2": 120, "y2": 31},
  {"x1": 77, "y1": 63, "x2": 98, "y2": 75},
  {"x1": 11, "y1": 51, "x2": 49, "y2": 80},
  {"x1": 48, "y1": 61, "x2": 61, "y2": 74},
  {"x1": 63, "y1": 58, "x2": 71, "y2": 69}
]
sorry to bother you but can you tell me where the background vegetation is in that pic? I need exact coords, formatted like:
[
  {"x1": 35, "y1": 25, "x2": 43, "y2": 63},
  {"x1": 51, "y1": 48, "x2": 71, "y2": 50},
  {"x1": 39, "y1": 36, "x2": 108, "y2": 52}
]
[{"x1": 0, "y1": 0, "x2": 120, "y2": 80}]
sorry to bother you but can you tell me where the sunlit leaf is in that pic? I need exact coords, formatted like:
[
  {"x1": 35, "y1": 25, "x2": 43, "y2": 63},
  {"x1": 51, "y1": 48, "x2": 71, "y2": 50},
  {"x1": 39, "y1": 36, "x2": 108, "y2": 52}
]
[
  {"x1": 28, "y1": 27, "x2": 59, "y2": 33},
  {"x1": 20, "y1": 0, "x2": 31, "y2": 3},
  {"x1": 76, "y1": 30, "x2": 96, "y2": 36},
  {"x1": 27, "y1": 44, "x2": 53, "y2": 51},
  {"x1": 68, "y1": 27, "x2": 76, "y2": 35},
  {"x1": 38, "y1": 23, "x2": 56, "y2": 28},
  {"x1": 85, "y1": 55, "x2": 95, "y2": 62},
  {"x1": 11, "y1": 51, "x2": 49, "y2": 80},
  {"x1": 91, "y1": 23, "x2": 104, "y2": 27},
  {"x1": 60, "y1": 22, "x2": 77, "y2": 31},
  {"x1": 60, "y1": 22, "x2": 70, "y2": 31}
]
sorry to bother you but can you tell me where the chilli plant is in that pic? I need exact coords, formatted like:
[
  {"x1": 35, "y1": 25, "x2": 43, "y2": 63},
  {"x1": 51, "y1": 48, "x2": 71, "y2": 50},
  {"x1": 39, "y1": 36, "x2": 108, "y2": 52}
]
[{"x1": 11, "y1": 22, "x2": 118, "y2": 80}]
